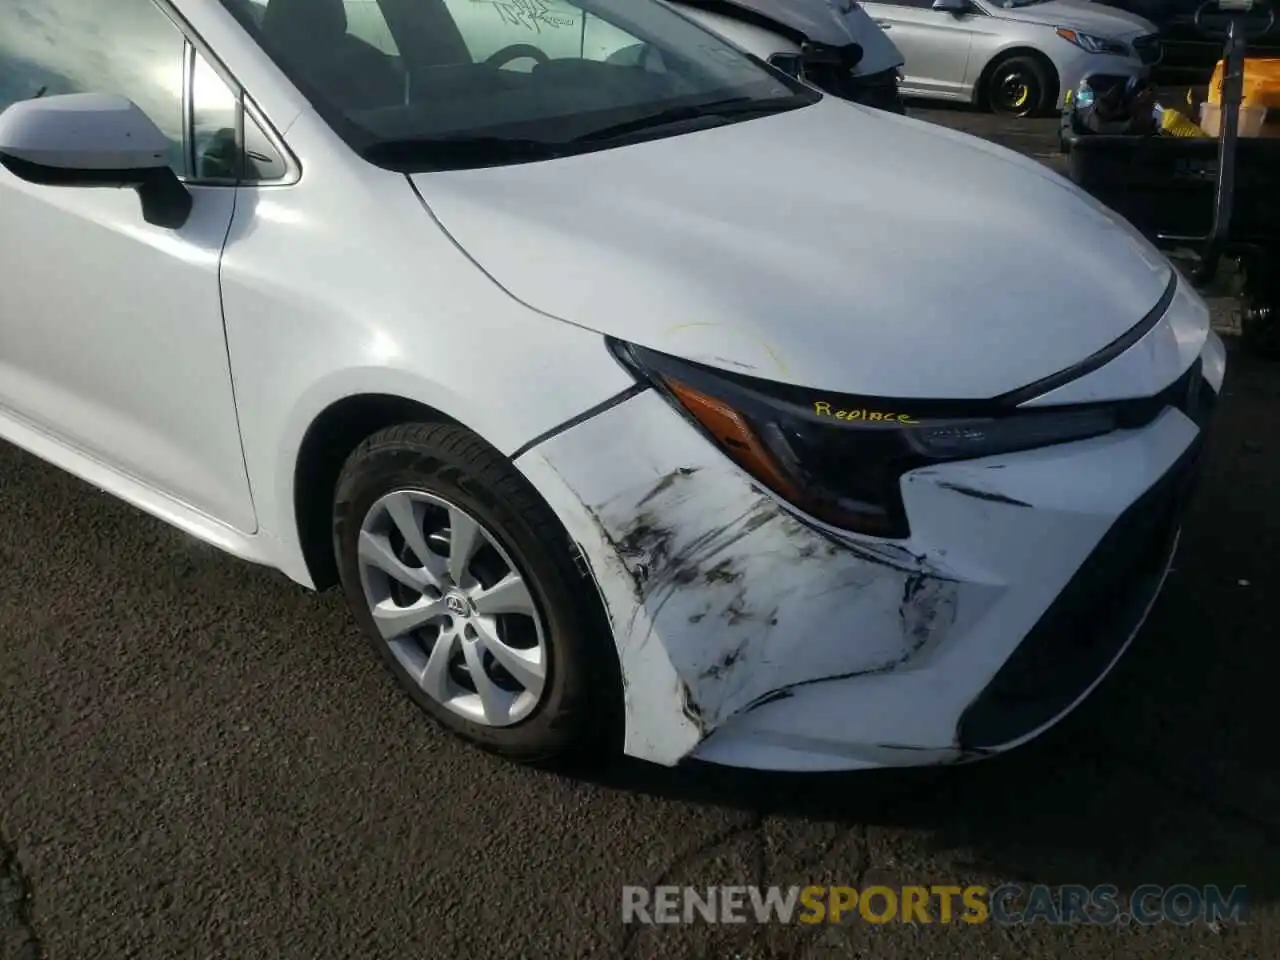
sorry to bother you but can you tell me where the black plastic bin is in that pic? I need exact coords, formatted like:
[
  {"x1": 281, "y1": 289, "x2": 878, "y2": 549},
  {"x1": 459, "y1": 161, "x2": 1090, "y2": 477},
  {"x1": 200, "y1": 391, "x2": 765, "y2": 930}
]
[{"x1": 1065, "y1": 132, "x2": 1280, "y2": 243}]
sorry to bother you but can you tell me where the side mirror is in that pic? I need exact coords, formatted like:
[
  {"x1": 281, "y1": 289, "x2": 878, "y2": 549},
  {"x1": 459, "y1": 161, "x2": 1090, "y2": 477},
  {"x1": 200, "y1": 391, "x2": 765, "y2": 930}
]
[
  {"x1": 932, "y1": 0, "x2": 972, "y2": 12},
  {"x1": 0, "y1": 93, "x2": 192, "y2": 229}
]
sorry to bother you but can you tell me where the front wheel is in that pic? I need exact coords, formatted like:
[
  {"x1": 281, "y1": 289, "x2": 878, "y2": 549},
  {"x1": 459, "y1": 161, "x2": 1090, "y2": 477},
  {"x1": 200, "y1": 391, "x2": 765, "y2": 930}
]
[
  {"x1": 332, "y1": 422, "x2": 621, "y2": 765},
  {"x1": 985, "y1": 55, "x2": 1053, "y2": 118}
]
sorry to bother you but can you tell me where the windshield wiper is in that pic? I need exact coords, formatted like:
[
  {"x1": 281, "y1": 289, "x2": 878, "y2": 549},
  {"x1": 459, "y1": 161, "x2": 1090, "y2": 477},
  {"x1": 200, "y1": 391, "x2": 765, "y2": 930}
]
[
  {"x1": 360, "y1": 95, "x2": 808, "y2": 170},
  {"x1": 361, "y1": 135, "x2": 571, "y2": 171},
  {"x1": 573, "y1": 95, "x2": 806, "y2": 143}
]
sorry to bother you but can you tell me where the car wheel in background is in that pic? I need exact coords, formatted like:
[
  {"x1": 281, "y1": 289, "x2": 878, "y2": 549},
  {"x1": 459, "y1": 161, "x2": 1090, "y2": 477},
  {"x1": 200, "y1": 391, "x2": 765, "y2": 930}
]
[
  {"x1": 986, "y1": 54, "x2": 1053, "y2": 117},
  {"x1": 332, "y1": 422, "x2": 621, "y2": 765}
]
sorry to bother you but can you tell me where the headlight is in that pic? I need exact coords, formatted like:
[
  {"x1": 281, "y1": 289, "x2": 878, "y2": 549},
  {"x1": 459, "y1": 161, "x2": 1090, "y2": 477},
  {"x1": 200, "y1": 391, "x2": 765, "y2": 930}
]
[
  {"x1": 1055, "y1": 27, "x2": 1131, "y2": 56},
  {"x1": 610, "y1": 340, "x2": 1120, "y2": 539}
]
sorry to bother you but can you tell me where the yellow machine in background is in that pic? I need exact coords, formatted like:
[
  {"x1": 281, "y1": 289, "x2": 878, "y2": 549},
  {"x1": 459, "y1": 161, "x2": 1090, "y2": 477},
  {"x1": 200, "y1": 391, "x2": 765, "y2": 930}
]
[
  {"x1": 1202, "y1": 57, "x2": 1280, "y2": 136},
  {"x1": 1209, "y1": 57, "x2": 1280, "y2": 107},
  {"x1": 1160, "y1": 107, "x2": 1213, "y2": 136}
]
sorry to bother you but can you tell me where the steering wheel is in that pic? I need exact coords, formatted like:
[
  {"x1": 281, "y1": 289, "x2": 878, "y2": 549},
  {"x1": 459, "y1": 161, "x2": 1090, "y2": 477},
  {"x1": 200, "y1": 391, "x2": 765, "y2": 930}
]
[{"x1": 485, "y1": 44, "x2": 551, "y2": 69}]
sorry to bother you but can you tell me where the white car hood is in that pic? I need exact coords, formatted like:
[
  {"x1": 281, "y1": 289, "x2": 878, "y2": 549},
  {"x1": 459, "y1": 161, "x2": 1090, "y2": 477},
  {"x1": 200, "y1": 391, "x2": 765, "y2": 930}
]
[
  {"x1": 992, "y1": 0, "x2": 1157, "y2": 37},
  {"x1": 412, "y1": 98, "x2": 1172, "y2": 399}
]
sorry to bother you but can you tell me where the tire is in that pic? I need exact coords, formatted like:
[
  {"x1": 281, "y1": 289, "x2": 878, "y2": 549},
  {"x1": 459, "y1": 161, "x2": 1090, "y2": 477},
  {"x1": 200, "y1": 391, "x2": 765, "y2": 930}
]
[
  {"x1": 332, "y1": 421, "x2": 621, "y2": 766},
  {"x1": 985, "y1": 55, "x2": 1053, "y2": 118}
]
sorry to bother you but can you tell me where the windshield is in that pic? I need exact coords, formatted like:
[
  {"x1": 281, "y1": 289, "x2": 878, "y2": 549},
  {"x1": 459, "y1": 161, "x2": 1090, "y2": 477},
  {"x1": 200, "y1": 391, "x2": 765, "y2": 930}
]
[{"x1": 220, "y1": 0, "x2": 817, "y2": 170}]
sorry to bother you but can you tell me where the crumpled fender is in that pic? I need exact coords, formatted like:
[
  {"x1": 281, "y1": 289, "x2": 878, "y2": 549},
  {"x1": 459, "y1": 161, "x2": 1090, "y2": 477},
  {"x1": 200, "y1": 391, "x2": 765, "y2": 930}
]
[{"x1": 515, "y1": 389, "x2": 985, "y2": 765}]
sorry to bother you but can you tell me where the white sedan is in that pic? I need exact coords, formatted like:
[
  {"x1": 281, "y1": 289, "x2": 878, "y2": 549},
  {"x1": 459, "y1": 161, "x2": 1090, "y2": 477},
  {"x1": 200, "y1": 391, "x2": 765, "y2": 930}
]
[
  {"x1": 0, "y1": 0, "x2": 1223, "y2": 772},
  {"x1": 862, "y1": 0, "x2": 1162, "y2": 115}
]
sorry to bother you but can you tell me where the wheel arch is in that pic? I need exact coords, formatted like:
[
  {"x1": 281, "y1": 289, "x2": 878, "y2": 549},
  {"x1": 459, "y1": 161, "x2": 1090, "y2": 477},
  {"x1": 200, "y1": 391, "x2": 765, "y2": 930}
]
[
  {"x1": 292, "y1": 393, "x2": 462, "y2": 590},
  {"x1": 974, "y1": 45, "x2": 1061, "y2": 111},
  {"x1": 268, "y1": 342, "x2": 635, "y2": 592}
]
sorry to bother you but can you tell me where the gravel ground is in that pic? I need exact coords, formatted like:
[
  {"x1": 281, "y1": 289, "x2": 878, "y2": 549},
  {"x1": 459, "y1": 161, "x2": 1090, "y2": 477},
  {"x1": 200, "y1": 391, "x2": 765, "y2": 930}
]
[{"x1": 1, "y1": 104, "x2": 1276, "y2": 960}]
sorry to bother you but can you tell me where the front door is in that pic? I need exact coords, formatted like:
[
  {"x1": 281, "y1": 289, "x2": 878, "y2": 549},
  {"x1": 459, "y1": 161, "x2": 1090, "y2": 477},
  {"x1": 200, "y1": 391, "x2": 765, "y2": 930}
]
[
  {"x1": 863, "y1": 0, "x2": 977, "y2": 99},
  {"x1": 0, "y1": 0, "x2": 257, "y2": 532}
]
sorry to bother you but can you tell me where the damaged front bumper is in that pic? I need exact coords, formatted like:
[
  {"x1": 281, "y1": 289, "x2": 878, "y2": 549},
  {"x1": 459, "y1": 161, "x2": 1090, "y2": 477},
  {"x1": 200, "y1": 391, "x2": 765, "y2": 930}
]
[{"x1": 514, "y1": 337, "x2": 1223, "y2": 772}]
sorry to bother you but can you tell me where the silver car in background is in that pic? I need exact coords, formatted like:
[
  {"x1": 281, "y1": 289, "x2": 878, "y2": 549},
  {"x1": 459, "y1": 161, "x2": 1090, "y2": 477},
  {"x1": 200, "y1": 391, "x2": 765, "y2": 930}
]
[{"x1": 861, "y1": 0, "x2": 1162, "y2": 115}]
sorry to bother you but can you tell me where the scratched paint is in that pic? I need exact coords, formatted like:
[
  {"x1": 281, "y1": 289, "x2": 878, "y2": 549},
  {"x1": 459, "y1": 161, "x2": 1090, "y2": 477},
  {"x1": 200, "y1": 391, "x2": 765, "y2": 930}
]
[
  {"x1": 516, "y1": 390, "x2": 963, "y2": 763},
  {"x1": 515, "y1": 381, "x2": 1207, "y2": 768},
  {"x1": 937, "y1": 482, "x2": 1033, "y2": 508},
  {"x1": 591, "y1": 468, "x2": 962, "y2": 732}
]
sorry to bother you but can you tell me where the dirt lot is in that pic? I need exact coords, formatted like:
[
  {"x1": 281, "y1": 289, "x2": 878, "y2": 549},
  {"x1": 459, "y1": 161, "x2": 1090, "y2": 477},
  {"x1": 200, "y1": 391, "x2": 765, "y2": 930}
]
[{"x1": 2, "y1": 105, "x2": 1277, "y2": 960}]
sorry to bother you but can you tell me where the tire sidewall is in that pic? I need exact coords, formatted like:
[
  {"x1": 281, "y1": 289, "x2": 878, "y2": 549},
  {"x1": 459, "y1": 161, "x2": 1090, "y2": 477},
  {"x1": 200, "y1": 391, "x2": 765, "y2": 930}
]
[
  {"x1": 333, "y1": 436, "x2": 610, "y2": 759},
  {"x1": 989, "y1": 57, "x2": 1049, "y2": 117}
]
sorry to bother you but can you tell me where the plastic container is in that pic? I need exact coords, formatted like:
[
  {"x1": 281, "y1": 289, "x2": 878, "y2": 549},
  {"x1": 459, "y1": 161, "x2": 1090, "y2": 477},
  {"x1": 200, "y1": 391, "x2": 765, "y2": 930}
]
[
  {"x1": 1200, "y1": 101, "x2": 1280, "y2": 136},
  {"x1": 1208, "y1": 58, "x2": 1280, "y2": 109}
]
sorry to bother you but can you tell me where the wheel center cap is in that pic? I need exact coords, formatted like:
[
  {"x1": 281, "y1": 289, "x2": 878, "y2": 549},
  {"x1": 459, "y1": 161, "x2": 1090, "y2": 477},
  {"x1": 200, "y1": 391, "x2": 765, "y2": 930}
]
[{"x1": 445, "y1": 592, "x2": 470, "y2": 617}]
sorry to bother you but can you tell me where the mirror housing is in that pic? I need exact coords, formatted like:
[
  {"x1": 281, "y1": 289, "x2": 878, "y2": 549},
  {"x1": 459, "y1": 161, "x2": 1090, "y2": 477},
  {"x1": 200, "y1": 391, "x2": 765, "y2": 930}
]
[
  {"x1": 0, "y1": 93, "x2": 192, "y2": 229},
  {"x1": 932, "y1": 0, "x2": 972, "y2": 12}
]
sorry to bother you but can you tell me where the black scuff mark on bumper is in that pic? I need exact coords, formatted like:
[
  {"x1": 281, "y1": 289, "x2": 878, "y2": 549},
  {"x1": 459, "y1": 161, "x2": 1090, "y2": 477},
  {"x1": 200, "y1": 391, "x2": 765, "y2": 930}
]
[
  {"x1": 739, "y1": 664, "x2": 902, "y2": 703},
  {"x1": 901, "y1": 572, "x2": 959, "y2": 646},
  {"x1": 743, "y1": 688, "x2": 795, "y2": 713},
  {"x1": 760, "y1": 492, "x2": 926, "y2": 575},
  {"x1": 679, "y1": 681, "x2": 708, "y2": 735},
  {"x1": 571, "y1": 467, "x2": 961, "y2": 743},
  {"x1": 699, "y1": 639, "x2": 750, "y2": 682},
  {"x1": 575, "y1": 472, "x2": 779, "y2": 664},
  {"x1": 614, "y1": 491, "x2": 780, "y2": 599},
  {"x1": 937, "y1": 482, "x2": 1032, "y2": 508},
  {"x1": 703, "y1": 558, "x2": 742, "y2": 585},
  {"x1": 731, "y1": 576, "x2": 961, "y2": 715},
  {"x1": 636, "y1": 466, "x2": 700, "y2": 509}
]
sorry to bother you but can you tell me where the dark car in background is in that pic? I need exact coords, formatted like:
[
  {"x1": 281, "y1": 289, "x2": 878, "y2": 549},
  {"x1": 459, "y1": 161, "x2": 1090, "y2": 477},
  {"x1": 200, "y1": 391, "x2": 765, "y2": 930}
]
[{"x1": 1092, "y1": 0, "x2": 1280, "y2": 78}]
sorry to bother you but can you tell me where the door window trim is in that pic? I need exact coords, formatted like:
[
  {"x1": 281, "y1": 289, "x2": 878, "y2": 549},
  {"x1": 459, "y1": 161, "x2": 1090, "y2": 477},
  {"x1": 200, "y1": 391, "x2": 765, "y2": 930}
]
[{"x1": 154, "y1": 0, "x2": 301, "y2": 186}]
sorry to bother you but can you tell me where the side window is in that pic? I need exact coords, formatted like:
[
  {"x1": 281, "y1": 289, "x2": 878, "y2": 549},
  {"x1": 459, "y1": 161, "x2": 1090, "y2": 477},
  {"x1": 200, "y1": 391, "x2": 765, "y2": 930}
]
[
  {"x1": 441, "y1": 0, "x2": 642, "y2": 67},
  {"x1": 243, "y1": 107, "x2": 290, "y2": 182},
  {"x1": 244, "y1": 0, "x2": 268, "y2": 26},
  {"x1": 0, "y1": 0, "x2": 188, "y2": 175},
  {"x1": 344, "y1": 0, "x2": 400, "y2": 56},
  {"x1": 192, "y1": 52, "x2": 240, "y2": 181},
  {"x1": 191, "y1": 49, "x2": 289, "y2": 183}
]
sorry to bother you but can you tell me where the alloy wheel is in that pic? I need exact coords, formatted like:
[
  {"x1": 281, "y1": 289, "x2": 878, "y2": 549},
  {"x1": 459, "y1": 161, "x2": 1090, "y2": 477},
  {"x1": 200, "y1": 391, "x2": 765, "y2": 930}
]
[{"x1": 356, "y1": 489, "x2": 548, "y2": 727}]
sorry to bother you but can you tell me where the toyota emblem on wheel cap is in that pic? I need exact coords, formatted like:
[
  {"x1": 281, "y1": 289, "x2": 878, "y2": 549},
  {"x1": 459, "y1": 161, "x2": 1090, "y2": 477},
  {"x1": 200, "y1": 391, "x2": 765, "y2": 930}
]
[{"x1": 445, "y1": 593, "x2": 468, "y2": 616}]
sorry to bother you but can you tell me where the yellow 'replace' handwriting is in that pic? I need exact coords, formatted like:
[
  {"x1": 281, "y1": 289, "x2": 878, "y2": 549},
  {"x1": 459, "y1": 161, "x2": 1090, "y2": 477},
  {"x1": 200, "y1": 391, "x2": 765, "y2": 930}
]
[{"x1": 813, "y1": 402, "x2": 918, "y2": 424}]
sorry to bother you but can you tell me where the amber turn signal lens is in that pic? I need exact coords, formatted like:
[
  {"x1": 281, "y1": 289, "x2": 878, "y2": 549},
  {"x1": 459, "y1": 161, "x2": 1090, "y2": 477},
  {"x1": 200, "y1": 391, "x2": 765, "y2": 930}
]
[{"x1": 663, "y1": 376, "x2": 800, "y2": 500}]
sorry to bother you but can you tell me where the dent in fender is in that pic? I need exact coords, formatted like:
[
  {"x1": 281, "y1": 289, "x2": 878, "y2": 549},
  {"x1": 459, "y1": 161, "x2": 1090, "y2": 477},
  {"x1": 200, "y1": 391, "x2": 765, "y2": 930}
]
[{"x1": 515, "y1": 390, "x2": 962, "y2": 766}]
